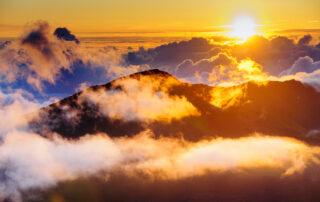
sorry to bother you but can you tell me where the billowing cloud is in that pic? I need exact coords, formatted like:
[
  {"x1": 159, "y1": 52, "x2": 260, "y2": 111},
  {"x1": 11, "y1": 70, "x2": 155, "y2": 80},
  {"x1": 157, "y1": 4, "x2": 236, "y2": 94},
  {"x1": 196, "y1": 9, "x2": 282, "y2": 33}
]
[
  {"x1": 0, "y1": 22, "x2": 75, "y2": 88},
  {"x1": 123, "y1": 37, "x2": 219, "y2": 69},
  {"x1": 78, "y1": 74, "x2": 200, "y2": 122},
  {"x1": 278, "y1": 68, "x2": 320, "y2": 91},
  {"x1": 232, "y1": 35, "x2": 320, "y2": 76},
  {"x1": 1, "y1": 130, "x2": 320, "y2": 201},
  {"x1": 175, "y1": 53, "x2": 237, "y2": 78},
  {"x1": 298, "y1": 34, "x2": 312, "y2": 46},
  {"x1": 280, "y1": 56, "x2": 320, "y2": 76},
  {"x1": 174, "y1": 52, "x2": 268, "y2": 87},
  {"x1": 0, "y1": 89, "x2": 39, "y2": 136},
  {"x1": 123, "y1": 34, "x2": 320, "y2": 83},
  {"x1": 276, "y1": 56, "x2": 320, "y2": 90},
  {"x1": 0, "y1": 22, "x2": 124, "y2": 96}
]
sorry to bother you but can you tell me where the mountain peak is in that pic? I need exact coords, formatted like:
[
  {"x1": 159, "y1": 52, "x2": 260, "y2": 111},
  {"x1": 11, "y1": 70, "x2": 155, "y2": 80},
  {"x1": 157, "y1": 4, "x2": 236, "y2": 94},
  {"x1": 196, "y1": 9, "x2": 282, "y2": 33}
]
[
  {"x1": 95, "y1": 69, "x2": 178, "y2": 90},
  {"x1": 129, "y1": 69, "x2": 172, "y2": 77},
  {"x1": 120, "y1": 69, "x2": 176, "y2": 81}
]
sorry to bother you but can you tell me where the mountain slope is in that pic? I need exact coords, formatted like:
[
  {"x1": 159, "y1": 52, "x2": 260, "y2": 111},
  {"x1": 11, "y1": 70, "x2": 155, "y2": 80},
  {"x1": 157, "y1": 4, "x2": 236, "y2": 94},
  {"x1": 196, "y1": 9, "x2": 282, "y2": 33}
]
[{"x1": 30, "y1": 69, "x2": 320, "y2": 144}]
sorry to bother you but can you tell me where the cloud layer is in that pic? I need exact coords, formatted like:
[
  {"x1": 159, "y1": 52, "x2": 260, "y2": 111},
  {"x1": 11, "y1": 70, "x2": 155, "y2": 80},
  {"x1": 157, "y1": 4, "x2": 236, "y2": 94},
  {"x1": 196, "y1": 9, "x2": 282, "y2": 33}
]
[
  {"x1": 1, "y1": 130, "x2": 320, "y2": 201},
  {"x1": 2, "y1": 22, "x2": 320, "y2": 100},
  {"x1": 123, "y1": 34, "x2": 320, "y2": 88}
]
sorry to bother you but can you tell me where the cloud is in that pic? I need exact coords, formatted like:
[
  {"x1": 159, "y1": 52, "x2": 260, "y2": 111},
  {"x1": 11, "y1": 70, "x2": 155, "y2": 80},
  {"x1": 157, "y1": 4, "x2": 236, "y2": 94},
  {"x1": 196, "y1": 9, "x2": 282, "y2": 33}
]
[
  {"x1": 0, "y1": 22, "x2": 125, "y2": 96},
  {"x1": 298, "y1": 34, "x2": 312, "y2": 46},
  {"x1": 0, "y1": 131, "x2": 122, "y2": 201},
  {"x1": 280, "y1": 56, "x2": 320, "y2": 76},
  {"x1": 279, "y1": 68, "x2": 320, "y2": 91},
  {"x1": 1, "y1": 130, "x2": 320, "y2": 201},
  {"x1": 175, "y1": 54, "x2": 268, "y2": 86},
  {"x1": 123, "y1": 37, "x2": 219, "y2": 69},
  {"x1": 141, "y1": 34, "x2": 320, "y2": 77},
  {"x1": 175, "y1": 53, "x2": 237, "y2": 78},
  {"x1": 78, "y1": 75, "x2": 200, "y2": 122},
  {"x1": 75, "y1": 82, "x2": 91, "y2": 92},
  {"x1": 0, "y1": 89, "x2": 39, "y2": 136},
  {"x1": 0, "y1": 22, "x2": 75, "y2": 90},
  {"x1": 233, "y1": 35, "x2": 320, "y2": 76},
  {"x1": 122, "y1": 35, "x2": 320, "y2": 86},
  {"x1": 21, "y1": 22, "x2": 52, "y2": 57},
  {"x1": 276, "y1": 56, "x2": 320, "y2": 90}
]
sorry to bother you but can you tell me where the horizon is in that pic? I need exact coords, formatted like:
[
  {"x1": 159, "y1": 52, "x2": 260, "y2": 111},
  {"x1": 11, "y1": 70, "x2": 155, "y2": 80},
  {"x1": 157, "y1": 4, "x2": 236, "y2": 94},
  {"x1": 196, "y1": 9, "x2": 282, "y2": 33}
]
[{"x1": 1, "y1": 0, "x2": 320, "y2": 37}]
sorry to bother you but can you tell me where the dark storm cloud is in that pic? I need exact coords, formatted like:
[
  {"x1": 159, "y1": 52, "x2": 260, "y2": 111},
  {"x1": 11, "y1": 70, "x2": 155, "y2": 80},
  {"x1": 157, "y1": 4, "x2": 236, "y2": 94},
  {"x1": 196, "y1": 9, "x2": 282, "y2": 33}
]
[{"x1": 54, "y1": 27, "x2": 79, "y2": 44}]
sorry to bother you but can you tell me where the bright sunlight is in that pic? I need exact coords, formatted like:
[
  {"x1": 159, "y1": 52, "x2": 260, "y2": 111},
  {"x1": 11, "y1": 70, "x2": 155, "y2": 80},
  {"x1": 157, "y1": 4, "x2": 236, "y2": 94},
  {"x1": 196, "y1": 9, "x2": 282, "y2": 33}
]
[{"x1": 229, "y1": 17, "x2": 257, "y2": 40}]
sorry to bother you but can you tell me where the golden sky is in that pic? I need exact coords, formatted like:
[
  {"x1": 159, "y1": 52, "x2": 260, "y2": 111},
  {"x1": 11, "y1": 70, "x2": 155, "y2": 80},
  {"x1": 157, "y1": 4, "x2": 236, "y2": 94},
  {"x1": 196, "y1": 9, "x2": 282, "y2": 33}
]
[{"x1": 1, "y1": 0, "x2": 320, "y2": 36}]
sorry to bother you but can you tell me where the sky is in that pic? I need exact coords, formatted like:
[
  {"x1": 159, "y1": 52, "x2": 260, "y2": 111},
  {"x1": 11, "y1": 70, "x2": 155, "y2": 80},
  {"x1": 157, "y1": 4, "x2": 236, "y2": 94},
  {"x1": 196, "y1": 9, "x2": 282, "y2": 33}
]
[{"x1": 1, "y1": 0, "x2": 320, "y2": 36}]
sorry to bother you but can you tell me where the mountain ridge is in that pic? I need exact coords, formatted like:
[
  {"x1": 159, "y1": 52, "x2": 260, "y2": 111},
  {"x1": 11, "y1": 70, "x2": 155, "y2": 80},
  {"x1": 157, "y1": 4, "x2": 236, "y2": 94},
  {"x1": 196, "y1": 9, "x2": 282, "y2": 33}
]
[{"x1": 30, "y1": 69, "x2": 320, "y2": 144}]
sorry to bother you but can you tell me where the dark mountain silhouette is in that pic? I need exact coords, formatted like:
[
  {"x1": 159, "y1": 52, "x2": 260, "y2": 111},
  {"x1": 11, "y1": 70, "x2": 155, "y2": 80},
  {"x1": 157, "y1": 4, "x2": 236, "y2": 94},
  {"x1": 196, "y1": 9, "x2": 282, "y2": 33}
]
[{"x1": 30, "y1": 69, "x2": 320, "y2": 144}]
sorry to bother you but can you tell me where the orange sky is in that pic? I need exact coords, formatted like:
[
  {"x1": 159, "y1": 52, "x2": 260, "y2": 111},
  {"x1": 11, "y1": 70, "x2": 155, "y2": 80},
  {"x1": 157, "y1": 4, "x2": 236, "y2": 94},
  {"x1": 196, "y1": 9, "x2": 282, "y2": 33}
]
[{"x1": 1, "y1": 0, "x2": 320, "y2": 37}]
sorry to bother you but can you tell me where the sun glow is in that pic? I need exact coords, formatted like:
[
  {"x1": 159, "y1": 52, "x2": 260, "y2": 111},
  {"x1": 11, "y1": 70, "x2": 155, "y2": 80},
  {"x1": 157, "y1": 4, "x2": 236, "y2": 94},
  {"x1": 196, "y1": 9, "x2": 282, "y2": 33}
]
[{"x1": 229, "y1": 17, "x2": 257, "y2": 40}]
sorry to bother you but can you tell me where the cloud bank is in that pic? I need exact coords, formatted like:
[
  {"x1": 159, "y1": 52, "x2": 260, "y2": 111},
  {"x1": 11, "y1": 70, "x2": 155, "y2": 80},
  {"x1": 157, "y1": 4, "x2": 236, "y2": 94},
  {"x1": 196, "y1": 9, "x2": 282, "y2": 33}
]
[
  {"x1": 2, "y1": 21, "x2": 320, "y2": 100},
  {"x1": 1, "y1": 130, "x2": 320, "y2": 201}
]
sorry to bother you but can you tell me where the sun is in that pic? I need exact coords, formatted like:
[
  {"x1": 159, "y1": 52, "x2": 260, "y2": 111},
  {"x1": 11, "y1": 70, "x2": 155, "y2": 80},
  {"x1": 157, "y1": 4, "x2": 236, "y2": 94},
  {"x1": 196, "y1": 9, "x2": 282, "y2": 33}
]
[{"x1": 229, "y1": 17, "x2": 257, "y2": 40}]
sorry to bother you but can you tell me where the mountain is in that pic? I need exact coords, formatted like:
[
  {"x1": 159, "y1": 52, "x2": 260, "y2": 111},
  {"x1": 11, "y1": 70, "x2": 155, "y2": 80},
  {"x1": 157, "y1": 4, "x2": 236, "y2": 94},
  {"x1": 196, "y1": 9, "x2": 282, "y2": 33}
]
[{"x1": 29, "y1": 69, "x2": 320, "y2": 144}]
